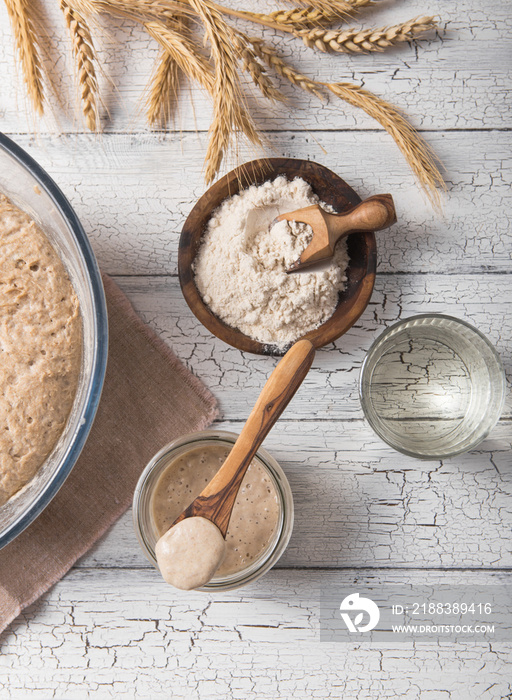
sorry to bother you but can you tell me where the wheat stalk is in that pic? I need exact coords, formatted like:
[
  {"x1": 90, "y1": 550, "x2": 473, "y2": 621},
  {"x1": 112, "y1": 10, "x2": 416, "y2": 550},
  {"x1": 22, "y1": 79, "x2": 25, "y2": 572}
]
[
  {"x1": 4, "y1": 0, "x2": 45, "y2": 115},
  {"x1": 299, "y1": 16, "x2": 437, "y2": 53},
  {"x1": 326, "y1": 82, "x2": 444, "y2": 205},
  {"x1": 5, "y1": 0, "x2": 445, "y2": 201},
  {"x1": 187, "y1": 0, "x2": 261, "y2": 183},
  {"x1": 60, "y1": 0, "x2": 98, "y2": 130}
]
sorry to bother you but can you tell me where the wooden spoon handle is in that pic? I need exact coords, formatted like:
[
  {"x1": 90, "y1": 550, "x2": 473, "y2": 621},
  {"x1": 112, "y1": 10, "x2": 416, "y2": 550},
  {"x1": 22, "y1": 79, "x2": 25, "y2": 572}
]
[
  {"x1": 174, "y1": 340, "x2": 315, "y2": 536},
  {"x1": 327, "y1": 194, "x2": 396, "y2": 248}
]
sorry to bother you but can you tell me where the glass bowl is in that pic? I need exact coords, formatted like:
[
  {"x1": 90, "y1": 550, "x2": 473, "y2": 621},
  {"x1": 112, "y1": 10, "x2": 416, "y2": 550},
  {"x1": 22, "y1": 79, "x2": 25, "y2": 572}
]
[
  {"x1": 0, "y1": 133, "x2": 108, "y2": 548},
  {"x1": 133, "y1": 430, "x2": 294, "y2": 591},
  {"x1": 359, "y1": 314, "x2": 506, "y2": 459}
]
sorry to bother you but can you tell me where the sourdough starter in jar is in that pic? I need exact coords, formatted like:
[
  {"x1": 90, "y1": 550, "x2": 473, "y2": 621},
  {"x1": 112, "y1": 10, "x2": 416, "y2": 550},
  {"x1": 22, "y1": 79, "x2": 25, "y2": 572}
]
[{"x1": 151, "y1": 445, "x2": 280, "y2": 577}]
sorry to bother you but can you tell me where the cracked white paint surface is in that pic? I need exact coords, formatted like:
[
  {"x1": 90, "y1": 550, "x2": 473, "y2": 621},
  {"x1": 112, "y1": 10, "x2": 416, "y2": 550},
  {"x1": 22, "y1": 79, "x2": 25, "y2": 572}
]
[
  {"x1": 115, "y1": 274, "x2": 512, "y2": 420},
  {"x1": 2, "y1": 131, "x2": 512, "y2": 275},
  {"x1": 77, "y1": 419, "x2": 512, "y2": 571},
  {"x1": 0, "y1": 2, "x2": 511, "y2": 697},
  {"x1": 2, "y1": 570, "x2": 512, "y2": 700}
]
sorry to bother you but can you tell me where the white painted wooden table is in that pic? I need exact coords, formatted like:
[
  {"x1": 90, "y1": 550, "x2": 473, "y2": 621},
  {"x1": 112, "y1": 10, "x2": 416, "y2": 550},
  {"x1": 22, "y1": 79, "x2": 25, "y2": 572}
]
[{"x1": 1, "y1": 1, "x2": 511, "y2": 697}]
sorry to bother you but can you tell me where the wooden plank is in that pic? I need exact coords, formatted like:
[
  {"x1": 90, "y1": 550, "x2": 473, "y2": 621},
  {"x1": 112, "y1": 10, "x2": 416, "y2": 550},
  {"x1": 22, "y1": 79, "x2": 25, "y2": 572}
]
[
  {"x1": 112, "y1": 274, "x2": 512, "y2": 421},
  {"x1": 77, "y1": 419, "x2": 512, "y2": 570},
  {"x1": 5, "y1": 131, "x2": 512, "y2": 275},
  {"x1": 0, "y1": 0, "x2": 510, "y2": 132},
  {"x1": 2, "y1": 569, "x2": 511, "y2": 699}
]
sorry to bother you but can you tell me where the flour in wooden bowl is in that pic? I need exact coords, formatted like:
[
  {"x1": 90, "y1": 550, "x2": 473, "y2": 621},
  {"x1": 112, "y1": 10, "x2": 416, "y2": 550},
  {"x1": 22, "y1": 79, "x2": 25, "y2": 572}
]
[
  {"x1": 0, "y1": 194, "x2": 82, "y2": 506},
  {"x1": 193, "y1": 176, "x2": 349, "y2": 348}
]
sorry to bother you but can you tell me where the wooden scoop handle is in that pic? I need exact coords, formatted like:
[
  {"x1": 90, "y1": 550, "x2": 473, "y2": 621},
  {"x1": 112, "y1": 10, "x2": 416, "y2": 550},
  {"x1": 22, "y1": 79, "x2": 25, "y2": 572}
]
[
  {"x1": 172, "y1": 340, "x2": 315, "y2": 536},
  {"x1": 327, "y1": 194, "x2": 396, "y2": 247}
]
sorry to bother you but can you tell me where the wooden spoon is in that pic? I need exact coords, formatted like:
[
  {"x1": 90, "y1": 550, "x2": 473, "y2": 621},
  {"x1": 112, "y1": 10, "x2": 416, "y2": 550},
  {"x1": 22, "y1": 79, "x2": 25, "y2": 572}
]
[
  {"x1": 276, "y1": 194, "x2": 396, "y2": 273},
  {"x1": 171, "y1": 339, "x2": 315, "y2": 537}
]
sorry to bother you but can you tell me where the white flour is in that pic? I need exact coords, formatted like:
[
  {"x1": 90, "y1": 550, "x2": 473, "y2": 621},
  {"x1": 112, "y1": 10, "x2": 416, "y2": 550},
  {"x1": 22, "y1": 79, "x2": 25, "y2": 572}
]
[{"x1": 193, "y1": 176, "x2": 349, "y2": 348}]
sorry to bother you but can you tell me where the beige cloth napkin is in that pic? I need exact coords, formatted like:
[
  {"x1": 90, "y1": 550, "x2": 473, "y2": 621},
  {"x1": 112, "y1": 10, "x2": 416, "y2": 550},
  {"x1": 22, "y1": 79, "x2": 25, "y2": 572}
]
[{"x1": 0, "y1": 274, "x2": 218, "y2": 633}]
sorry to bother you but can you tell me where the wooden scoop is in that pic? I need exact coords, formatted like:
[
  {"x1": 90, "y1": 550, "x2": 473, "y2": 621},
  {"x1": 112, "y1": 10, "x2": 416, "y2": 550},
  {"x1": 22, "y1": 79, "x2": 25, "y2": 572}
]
[
  {"x1": 275, "y1": 194, "x2": 396, "y2": 273},
  {"x1": 171, "y1": 340, "x2": 315, "y2": 537}
]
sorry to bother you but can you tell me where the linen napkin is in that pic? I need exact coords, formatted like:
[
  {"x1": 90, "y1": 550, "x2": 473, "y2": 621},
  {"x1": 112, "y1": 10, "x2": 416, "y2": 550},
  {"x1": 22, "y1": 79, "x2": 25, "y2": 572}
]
[{"x1": 0, "y1": 274, "x2": 219, "y2": 633}]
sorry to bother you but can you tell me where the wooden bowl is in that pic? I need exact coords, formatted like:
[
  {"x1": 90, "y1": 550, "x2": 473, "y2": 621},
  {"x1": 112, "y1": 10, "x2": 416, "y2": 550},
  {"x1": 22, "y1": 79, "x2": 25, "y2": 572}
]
[{"x1": 178, "y1": 158, "x2": 377, "y2": 356}]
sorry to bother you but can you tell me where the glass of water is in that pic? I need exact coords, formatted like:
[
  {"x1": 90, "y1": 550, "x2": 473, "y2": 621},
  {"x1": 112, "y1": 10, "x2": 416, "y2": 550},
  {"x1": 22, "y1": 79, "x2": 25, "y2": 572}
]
[{"x1": 359, "y1": 314, "x2": 506, "y2": 459}]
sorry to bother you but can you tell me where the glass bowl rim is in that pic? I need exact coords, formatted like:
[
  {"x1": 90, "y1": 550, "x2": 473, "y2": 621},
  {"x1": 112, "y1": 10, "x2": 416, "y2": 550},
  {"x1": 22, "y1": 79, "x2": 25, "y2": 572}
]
[{"x1": 0, "y1": 133, "x2": 108, "y2": 548}]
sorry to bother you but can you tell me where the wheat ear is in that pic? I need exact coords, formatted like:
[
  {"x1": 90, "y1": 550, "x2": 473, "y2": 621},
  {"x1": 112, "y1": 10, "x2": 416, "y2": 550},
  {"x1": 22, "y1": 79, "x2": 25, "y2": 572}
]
[
  {"x1": 326, "y1": 82, "x2": 444, "y2": 205},
  {"x1": 144, "y1": 21, "x2": 214, "y2": 94},
  {"x1": 60, "y1": 0, "x2": 99, "y2": 130},
  {"x1": 145, "y1": 16, "x2": 193, "y2": 127},
  {"x1": 249, "y1": 38, "x2": 324, "y2": 100},
  {"x1": 269, "y1": 0, "x2": 374, "y2": 27},
  {"x1": 213, "y1": 0, "x2": 371, "y2": 35},
  {"x1": 299, "y1": 16, "x2": 437, "y2": 53},
  {"x1": 72, "y1": 2, "x2": 212, "y2": 96},
  {"x1": 267, "y1": 6, "x2": 351, "y2": 28},
  {"x1": 247, "y1": 40, "x2": 444, "y2": 203},
  {"x1": 72, "y1": 0, "x2": 195, "y2": 24},
  {"x1": 232, "y1": 33, "x2": 284, "y2": 103},
  {"x1": 146, "y1": 50, "x2": 180, "y2": 127},
  {"x1": 214, "y1": 7, "x2": 321, "y2": 34},
  {"x1": 4, "y1": 0, "x2": 45, "y2": 115},
  {"x1": 287, "y1": 0, "x2": 374, "y2": 18}
]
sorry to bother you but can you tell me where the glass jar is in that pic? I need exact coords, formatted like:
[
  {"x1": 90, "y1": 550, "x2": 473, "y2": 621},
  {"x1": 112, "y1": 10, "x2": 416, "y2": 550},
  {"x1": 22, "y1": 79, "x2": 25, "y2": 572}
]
[
  {"x1": 133, "y1": 430, "x2": 294, "y2": 591},
  {"x1": 359, "y1": 314, "x2": 506, "y2": 459}
]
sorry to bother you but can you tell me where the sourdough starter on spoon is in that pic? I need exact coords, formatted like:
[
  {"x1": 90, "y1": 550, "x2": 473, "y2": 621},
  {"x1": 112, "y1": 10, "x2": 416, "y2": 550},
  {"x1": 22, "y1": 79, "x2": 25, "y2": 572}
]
[{"x1": 152, "y1": 443, "x2": 280, "y2": 587}]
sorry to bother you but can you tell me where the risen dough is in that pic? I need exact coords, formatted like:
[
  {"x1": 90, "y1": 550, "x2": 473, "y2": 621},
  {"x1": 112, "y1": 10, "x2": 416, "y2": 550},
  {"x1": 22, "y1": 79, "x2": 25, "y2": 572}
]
[{"x1": 0, "y1": 194, "x2": 82, "y2": 506}]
